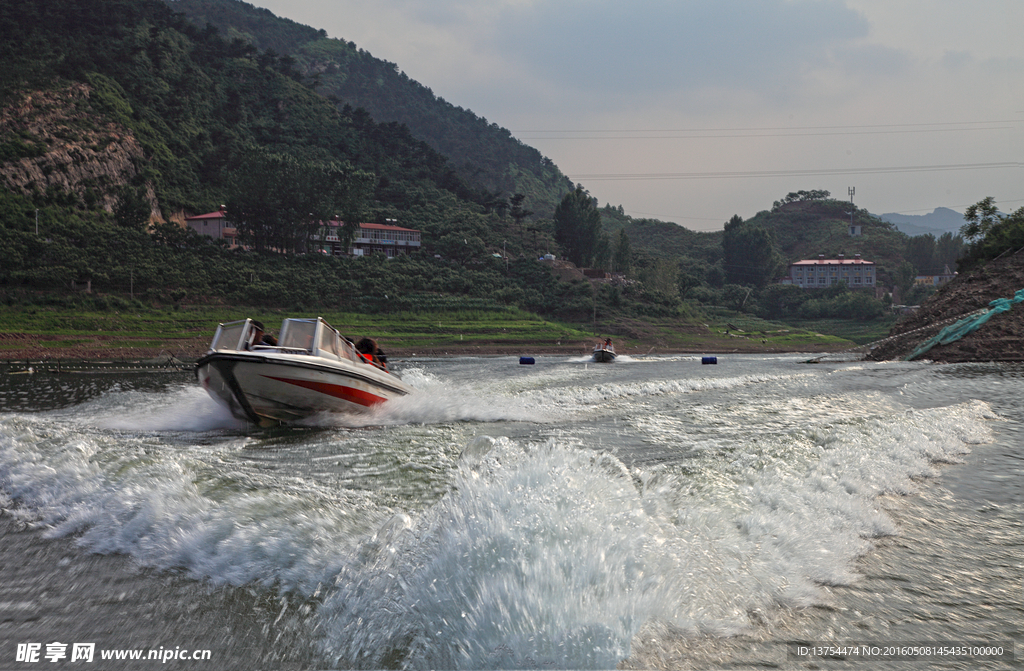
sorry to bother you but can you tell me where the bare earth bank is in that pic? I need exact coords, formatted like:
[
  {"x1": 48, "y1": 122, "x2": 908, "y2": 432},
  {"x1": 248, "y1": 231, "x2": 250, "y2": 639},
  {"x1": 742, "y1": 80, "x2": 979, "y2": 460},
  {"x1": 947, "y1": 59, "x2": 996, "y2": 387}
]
[{"x1": 866, "y1": 249, "x2": 1024, "y2": 363}]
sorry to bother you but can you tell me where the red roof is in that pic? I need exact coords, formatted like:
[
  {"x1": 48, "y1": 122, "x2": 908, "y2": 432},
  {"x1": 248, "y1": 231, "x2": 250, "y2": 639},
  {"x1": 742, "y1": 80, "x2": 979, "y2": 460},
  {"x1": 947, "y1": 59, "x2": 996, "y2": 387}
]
[
  {"x1": 319, "y1": 220, "x2": 419, "y2": 232},
  {"x1": 354, "y1": 221, "x2": 419, "y2": 232},
  {"x1": 185, "y1": 214, "x2": 419, "y2": 233},
  {"x1": 791, "y1": 257, "x2": 873, "y2": 266},
  {"x1": 185, "y1": 211, "x2": 228, "y2": 221}
]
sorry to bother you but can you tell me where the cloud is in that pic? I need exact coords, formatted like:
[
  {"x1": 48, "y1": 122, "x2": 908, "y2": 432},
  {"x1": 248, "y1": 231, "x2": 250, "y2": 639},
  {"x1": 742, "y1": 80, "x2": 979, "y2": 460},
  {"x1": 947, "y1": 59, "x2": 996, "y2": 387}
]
[
  {"x1": 978, "y1": 55, "x2": 1024, "y2": 75},
  {"x1": 246, "y1": 0, "x2": 1024, "y2": 229},
  {"x1": 486, "y1": 1, "x2": 875, "y2": 97},
  {"x1": 941, "y1": 50, "x2": 972, "y2": 70}
]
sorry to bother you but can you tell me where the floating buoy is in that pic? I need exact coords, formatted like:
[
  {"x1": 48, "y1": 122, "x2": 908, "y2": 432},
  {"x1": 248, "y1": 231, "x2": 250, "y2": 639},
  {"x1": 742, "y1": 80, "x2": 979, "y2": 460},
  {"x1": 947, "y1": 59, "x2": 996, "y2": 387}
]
[
  {"x1": 701, "y1": 356, "x2": 717, "y2": 365},
  {"x1": 519, "y1": 357, "x2": 535, "y2": 365}
]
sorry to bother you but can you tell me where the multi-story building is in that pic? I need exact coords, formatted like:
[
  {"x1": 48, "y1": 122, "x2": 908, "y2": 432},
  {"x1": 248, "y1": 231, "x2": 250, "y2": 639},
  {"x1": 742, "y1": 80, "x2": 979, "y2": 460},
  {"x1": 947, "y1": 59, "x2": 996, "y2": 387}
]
[
  {"x1": 316, "y1": 219, "x2": 422, "y2": 258},
  {"x1": 183, "y1": 210, "x2": 421, "y2": 257},
  {"x1": 781, "y1": 253, "x2": 875, "y2": 289}
]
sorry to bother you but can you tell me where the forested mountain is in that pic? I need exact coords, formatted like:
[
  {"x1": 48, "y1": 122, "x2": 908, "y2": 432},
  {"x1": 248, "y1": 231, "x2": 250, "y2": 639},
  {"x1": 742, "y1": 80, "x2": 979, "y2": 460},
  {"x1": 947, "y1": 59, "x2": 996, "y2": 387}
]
[
  {"x1": 167, "y1": 0, "x2": 574, "y2": 219},
  {"x1": 0, "y1": 0, "x2": 641, "y2": 322},
  {"x1": 0, "y1": 0, "x2": 485, "y2": 219},
  {"x1": 2, "y1": 0, "x2": 1000, "y2": 332}
]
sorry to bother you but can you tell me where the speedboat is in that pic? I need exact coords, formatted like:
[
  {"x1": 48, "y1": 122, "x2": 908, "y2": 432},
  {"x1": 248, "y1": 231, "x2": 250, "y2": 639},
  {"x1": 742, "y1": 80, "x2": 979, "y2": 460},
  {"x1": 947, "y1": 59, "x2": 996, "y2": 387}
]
[
  {"x1": 196, "y1": 317, "x2": 413, "y2": 425},
  {"x1": 592, "y1": 342, "x2": 616, "y2": 363}
]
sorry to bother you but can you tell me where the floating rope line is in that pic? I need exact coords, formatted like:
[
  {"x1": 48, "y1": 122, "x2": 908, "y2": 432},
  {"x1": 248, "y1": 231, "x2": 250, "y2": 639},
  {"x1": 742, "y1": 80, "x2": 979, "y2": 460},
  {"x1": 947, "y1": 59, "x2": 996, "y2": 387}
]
[
  {"x1": 2, "y1": 357, "x2": 192, "y2": 375},
  {"x1": 801, "y1": 306, "x2": 991, "y2": 364}
]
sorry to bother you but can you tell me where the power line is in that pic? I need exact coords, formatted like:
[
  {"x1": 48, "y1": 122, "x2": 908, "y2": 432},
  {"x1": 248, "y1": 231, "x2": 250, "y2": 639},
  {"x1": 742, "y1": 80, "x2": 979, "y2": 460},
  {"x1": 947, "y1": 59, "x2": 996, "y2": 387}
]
[
  {"x1": 572, "y1": 162, "x2": 1021, "y2": 182},
  {"x1": 514, "y1": 119, "x2": 1020, "y2": 132},
  {"x1": 519, "y1": 127, "x2": 1014, "y2": 141},
  {"x1": 513, "y1": 120, "x2": 1020, "y2": 140}
]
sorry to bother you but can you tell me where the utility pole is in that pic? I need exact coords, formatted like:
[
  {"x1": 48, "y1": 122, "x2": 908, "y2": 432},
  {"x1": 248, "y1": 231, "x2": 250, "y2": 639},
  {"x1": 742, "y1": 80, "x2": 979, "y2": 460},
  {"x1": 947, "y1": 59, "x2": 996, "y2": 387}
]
[{"x1": 848, "y1": 187, "x2": 856, "y2": 232}]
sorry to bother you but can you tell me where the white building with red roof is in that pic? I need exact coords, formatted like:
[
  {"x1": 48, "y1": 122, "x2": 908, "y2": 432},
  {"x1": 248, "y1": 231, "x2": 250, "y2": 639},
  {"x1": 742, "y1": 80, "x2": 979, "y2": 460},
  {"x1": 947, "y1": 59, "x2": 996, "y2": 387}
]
[
  {"x1": 185, "y1": 206, "x2": 238, "y2": 246},
  {"x1": 782, "y1": 253, "x2": 875, "y2": 289},
  {"x1": 183, "y1": 209, "x2": 421, "y2": 257},
  {"x1": 316, "y1": 219, "x2": 421, "y2": 258}
]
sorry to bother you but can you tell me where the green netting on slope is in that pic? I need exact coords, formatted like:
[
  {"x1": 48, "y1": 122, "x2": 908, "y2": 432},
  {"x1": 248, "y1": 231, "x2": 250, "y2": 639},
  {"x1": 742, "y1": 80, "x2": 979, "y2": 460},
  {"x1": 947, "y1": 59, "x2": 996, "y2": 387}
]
[{"x1": 905, "y1": 288, "x2": 1024, "y2": 361}]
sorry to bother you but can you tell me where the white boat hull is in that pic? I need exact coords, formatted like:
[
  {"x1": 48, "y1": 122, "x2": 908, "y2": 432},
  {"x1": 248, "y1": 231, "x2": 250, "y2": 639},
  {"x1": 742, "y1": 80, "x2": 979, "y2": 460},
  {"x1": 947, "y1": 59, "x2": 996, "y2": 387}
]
[
  {"x1": 197, "y1": 317, "x2": 414, "y2": 425},
  {"x1": 197, "y1": 352, "x2": 413, "y2": 425}
]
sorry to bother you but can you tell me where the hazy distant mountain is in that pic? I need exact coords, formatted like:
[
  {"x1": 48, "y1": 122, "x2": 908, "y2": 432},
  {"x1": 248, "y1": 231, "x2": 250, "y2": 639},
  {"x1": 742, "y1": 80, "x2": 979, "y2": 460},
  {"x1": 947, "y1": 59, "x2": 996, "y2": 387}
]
[{"x1": 876, "y1": 207, "x2": 966, "y2": 237}]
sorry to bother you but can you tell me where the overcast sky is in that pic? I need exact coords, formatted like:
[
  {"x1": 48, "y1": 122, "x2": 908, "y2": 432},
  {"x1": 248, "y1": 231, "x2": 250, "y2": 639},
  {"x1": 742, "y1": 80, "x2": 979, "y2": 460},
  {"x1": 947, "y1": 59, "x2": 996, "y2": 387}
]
[{"x1": 246, "y1": 0, "x2": 1022, "y2": 231}]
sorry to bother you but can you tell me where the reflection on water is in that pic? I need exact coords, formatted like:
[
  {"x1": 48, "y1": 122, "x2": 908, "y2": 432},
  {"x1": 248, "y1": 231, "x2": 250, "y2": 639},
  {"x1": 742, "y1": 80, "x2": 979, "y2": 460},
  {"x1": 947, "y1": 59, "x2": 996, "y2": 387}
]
[{"x1": 0, "y1": 368, "x2": 195, "y2": 412}]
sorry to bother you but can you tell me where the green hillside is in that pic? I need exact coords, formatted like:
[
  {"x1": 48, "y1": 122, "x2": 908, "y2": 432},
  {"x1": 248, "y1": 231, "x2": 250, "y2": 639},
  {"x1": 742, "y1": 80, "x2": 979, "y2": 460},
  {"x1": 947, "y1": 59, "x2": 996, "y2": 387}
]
[
  {"x1": 0, "y1": 0, "x2": 494, "y2": 218},
  {"x1": 0, "y1": 0, "x2": 683, "y2": 331},
  {"x1": 749, "y1": 199, "x2": 906, "y2": 286},
  {"x1": 168, "y1": 0, "x2": 575, "y2": 219},
  {"x1": 0, "y1": 0, "x2": 988, "y2": 348}
]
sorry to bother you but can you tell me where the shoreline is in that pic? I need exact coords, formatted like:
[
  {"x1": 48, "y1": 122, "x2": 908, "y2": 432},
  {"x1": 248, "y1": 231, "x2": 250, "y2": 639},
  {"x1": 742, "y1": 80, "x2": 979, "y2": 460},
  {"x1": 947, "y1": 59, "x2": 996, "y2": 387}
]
[{"x1": 0, "y1": 341, "x2": 850, "y2": 364}]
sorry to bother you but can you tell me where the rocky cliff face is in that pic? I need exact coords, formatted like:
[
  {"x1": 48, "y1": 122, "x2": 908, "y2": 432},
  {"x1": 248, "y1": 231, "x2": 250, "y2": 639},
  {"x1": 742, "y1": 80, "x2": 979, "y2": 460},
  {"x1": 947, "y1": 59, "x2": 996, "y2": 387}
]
[
  {"x1": 866, "y1": 249, "x2": 1024, "y2": 362},
  {"x1": 0, "y1": 83, "x2": 158, "y2": 217}
]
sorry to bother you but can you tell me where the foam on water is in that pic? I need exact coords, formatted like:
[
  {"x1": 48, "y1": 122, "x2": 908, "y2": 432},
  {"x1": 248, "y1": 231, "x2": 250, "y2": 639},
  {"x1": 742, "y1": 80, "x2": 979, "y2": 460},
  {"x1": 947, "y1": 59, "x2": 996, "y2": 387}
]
[
  {"x1": 0, "y1": 414, "x2": 395, "y2": 592},
  {"x1": 419, "y1": 363, "x2": 799, "y2": 412},
  {"x1": 523, "y1": 372, "x2": 802, "y2": 412},
  {"x1": 317, "y1": 438, "x2": 655, "y2": 669},
  {"x1": 299, "y1": 367, "x2": 562, "y2": 428},
  {"x1": 310, "y1": 399, "x2": 993, "y2": 669},
  {"x1": 0, "y1": 360, "x2": 1001, "y2": 670},
  {"x1": 87, "y1": 384, "x2": 247, "y2": 432},
  {"x1": 299, "y1": 368, "x2": 793, "y2": 428},
  {"x1": 567, "y1": 354, "x2": 636, "y2": 363}
]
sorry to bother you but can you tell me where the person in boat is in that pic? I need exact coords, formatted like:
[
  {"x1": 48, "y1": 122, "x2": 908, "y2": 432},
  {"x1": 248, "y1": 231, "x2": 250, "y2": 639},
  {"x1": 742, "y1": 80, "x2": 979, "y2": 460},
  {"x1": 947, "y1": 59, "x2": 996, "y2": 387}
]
[
  {"x1": 355, "y1": 337, "x2": 387, "y2": 369},
  {"x1": 247, "y1": 320, "x2": 277, "y2": 349},
  {"x1": 603, "y1": 338, "x2": 613, "y2": 349}
]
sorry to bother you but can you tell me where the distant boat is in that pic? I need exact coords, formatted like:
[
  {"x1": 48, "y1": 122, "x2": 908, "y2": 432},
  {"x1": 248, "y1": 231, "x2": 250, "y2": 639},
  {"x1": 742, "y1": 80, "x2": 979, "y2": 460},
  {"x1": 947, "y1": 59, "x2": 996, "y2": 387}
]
[
  {"x1": 196, "y1": 317, "x2": 413, "y2": 425},
  {"x1": 592, "y1": 341, "x2": 616, "y2": 363}
]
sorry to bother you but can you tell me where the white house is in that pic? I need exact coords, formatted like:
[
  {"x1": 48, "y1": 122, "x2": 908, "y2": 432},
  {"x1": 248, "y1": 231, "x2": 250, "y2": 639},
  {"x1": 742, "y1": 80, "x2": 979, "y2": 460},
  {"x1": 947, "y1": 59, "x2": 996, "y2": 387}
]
[
  {"x1": 185, "y1": 207, "x2": 238, "y2": 246},
  {"x1": 781, "y1": 253, "x2": 875, "y2": 289}
]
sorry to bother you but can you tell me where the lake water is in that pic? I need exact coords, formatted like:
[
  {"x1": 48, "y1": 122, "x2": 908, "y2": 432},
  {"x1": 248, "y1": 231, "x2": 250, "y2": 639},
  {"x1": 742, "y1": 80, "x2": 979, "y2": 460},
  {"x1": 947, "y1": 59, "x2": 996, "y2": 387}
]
[{"x1": 0, "y1": 355, "x2": 1020, "y2": 669}]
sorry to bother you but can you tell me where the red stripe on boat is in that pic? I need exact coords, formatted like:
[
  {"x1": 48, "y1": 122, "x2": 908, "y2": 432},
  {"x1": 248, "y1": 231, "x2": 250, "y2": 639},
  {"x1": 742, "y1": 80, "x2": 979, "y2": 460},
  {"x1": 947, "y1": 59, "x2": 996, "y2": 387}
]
[{"x1": 263, "y1": 376, "x2": 387, "y2": 407}]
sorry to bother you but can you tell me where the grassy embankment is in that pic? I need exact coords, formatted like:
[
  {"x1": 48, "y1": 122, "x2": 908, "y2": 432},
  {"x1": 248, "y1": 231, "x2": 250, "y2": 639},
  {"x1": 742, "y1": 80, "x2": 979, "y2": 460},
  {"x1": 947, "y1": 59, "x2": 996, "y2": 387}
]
[
  {"x1": 784, "y1": 317, "x2": 898, "y2": 346},
  {"x1": 0, "y1": 304, "x2": 860, "y2": 361}
]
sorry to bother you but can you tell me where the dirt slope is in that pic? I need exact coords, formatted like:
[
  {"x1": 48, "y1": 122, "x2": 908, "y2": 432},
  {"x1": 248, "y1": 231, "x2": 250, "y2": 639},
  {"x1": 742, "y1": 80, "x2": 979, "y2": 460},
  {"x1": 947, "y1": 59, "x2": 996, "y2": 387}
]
[{"x1": 866, "y1": 249, "x2": 1024, "y2": 362}]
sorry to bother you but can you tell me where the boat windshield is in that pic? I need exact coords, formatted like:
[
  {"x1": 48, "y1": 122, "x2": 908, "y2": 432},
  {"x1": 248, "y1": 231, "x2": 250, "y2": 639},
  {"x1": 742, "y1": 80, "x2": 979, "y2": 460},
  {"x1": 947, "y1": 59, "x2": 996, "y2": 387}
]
[
  {"x1": 213, "y1": 317, "x2": 363, "y2": 360},
  {"x1": 211, "y1": 320, "x2": 248, "y2": 351},
  {"x1": 279, "y1": 319, "x2": 317, "y2": 353},
  {"x1": 318, "y1": 321, "x2": 361, "y2": 363}
]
